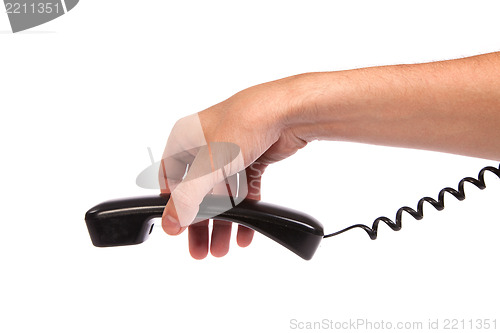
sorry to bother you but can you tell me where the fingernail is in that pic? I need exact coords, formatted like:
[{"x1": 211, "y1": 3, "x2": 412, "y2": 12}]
[{"x1": 163, "y1": 213, "x2": 181, "y2": 235}]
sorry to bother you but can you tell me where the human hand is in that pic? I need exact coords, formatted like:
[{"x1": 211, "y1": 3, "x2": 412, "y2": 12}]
[{"x1": 159, "y1": 79, "x2": 308, "y2": 259}]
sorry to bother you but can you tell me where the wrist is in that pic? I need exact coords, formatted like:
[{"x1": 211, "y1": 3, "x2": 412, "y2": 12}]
[{"x1": 278, "y1": 72, "x2": 349, "y2": 143}]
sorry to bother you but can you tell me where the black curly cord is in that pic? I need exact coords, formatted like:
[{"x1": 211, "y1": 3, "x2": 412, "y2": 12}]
[{"x1": 323, "y1": 163, "x2": 500, "y2": 239}]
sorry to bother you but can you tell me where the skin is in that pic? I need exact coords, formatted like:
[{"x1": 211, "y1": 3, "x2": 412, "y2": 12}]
[{"x1": 160, "y1": 51, "x2": 500, "y2": 259}]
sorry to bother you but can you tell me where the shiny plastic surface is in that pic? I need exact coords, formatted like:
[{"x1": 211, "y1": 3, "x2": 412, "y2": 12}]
[{"x1": 85, "y1": 194, "x2": 324, "y2": 260}]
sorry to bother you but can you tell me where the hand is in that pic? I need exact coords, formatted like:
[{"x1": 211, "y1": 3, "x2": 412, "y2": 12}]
[{"x1": 159, "y1": 79, "x2": 308, "y2": 259}]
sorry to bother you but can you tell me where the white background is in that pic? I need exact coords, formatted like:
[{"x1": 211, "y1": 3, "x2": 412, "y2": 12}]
[{"x1": 1, "y1": 1, "x2": 499, "y2": 332}]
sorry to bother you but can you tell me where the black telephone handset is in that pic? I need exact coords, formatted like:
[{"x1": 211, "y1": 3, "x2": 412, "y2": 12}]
[
  {"x1": 85, "y1": 194, "x2": 324, "y2": 260},
  {"x1": 85, "y1": 164, "x2": 500, "y2": 260}
]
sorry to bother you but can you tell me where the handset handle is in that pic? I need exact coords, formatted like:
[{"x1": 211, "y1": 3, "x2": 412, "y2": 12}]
[{"x1": 85, "y1": 194, "x2": 323, "y2": 260}]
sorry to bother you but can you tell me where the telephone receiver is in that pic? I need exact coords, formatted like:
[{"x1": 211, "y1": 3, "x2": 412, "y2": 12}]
[
  {"x1": 85, "y1": 164, "x2": 500, "y2": 260},
  {"x1": 85, "y1": 194, "x2": 324, "y2": 260}
]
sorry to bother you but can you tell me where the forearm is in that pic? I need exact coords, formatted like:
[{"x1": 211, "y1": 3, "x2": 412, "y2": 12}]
[{"x1": 283, "y1": 52, "x2": 500, "y2": 160}]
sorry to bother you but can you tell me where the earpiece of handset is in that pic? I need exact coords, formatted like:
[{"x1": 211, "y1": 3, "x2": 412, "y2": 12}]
[{"x1": 85, "y1": 194, "x2": 324, "y2": 260}]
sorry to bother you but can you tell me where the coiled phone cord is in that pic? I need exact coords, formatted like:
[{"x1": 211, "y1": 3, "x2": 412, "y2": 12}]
[{"x1": 323, "y1": 163, "x2": 500, "y2": 239}]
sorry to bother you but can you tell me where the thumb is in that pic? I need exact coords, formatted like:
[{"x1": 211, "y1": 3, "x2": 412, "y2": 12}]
[
  {"x1": 161, "y1": 177, "x2": 213, "y2": 235},
  {"x1": 161, "y1": 197, "x2": 185, "y2": 236}
]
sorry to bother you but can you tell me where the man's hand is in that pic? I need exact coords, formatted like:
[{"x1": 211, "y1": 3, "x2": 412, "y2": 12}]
[{"x1": 159, "y1": 80, "x2": 308, "y2": 259}]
